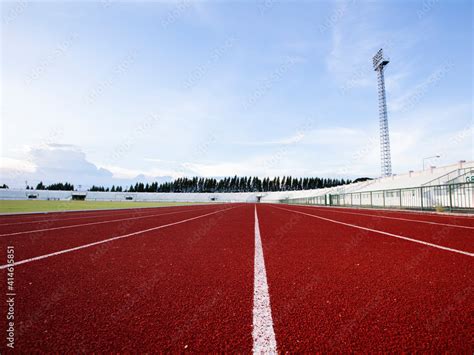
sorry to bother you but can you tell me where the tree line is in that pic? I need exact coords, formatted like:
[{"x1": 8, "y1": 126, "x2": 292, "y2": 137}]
[
  {"x1": 9, "y1": 176, "x2": 351, "y2": 193},
  {"x1": 34, "y1": 182, "x2": 74, "y2": 191},
  {"x1": 97, "y1": 176, "x2": 351, "y2": 193},
  {"x1": 89, "y1": 185, "x2": 123, "y2": 192}
]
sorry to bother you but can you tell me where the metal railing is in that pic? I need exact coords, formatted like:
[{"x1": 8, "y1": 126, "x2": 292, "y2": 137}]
[
  {"x1": 283, "y1": 182, "x2": 474, "y2": 212},
  {"x1": 422, "y1": 168, "x2": 474, "y2": 186}
]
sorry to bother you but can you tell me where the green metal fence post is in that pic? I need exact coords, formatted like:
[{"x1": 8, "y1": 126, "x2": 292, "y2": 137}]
[
  {"x1": 420, "y1": 187, "x2": 424, "y2": 211},
  {"x1": 399, "y1": 189, "x2": 402, "y2": 208},
  {"x1": 449, "y1": 184, "x2": 453, "y2": 212}
]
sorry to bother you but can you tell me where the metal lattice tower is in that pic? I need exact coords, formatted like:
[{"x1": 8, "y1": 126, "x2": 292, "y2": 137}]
[{"x1": 373, "y1": 48, "x2": 392, "y2": 177}]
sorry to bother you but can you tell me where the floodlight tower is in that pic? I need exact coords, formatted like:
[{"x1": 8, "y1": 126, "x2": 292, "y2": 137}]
[{"x1": 373, "y1": 48, "x2": 392, "y2": 177}]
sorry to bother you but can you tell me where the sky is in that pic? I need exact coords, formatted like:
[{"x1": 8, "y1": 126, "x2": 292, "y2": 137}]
[{"x1": 0, "y1": 0, "x2": 472, "y2": 188}]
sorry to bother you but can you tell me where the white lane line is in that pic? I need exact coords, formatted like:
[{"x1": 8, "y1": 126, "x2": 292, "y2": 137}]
[
  {"x1": 0, "y1": 209, "x2": 162, "y2": 227},
  {"x1": 272, "y1": 205, "x2": 473, "y2": 257},
  {"x1": 0, "y1": 206, "x2": 216, "y2": 237},
  {"x1": 0, "y1": 207, "x2": 235, "y2": 270},
  {"x1": 253, "y1": 207, "x2": 277, "y2": 354},
  {"x1": 295, "y1": 205, "x2": 474, "y2": 230}
]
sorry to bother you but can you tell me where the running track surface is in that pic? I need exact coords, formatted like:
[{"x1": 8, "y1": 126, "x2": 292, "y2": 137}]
[{"x1": 0, "y1": 203, "x2": 472, "y2": 352}]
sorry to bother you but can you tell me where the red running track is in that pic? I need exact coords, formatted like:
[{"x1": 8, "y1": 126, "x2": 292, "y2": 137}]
[{"x1": 0, "y1": 203, "x2": 472, "y2": 352}]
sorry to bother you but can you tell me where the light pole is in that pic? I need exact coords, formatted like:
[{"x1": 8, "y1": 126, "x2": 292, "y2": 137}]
[
  {"x1": 373, "y1": 48, "x2": 392, "y2": 177},
  {"x1": 423, "y1": 155, "x2": 440, "y2": 170}
]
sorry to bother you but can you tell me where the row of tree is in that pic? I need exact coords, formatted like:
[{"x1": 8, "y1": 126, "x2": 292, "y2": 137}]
[
  {"x1": 35, "y1": 182, "x2": 74, "y2": 191},
  {"x1": 89, "y1": 185, "x2": 124, "y2": 192},
  {"x1": 1, "y1": 176, "x2": 352, "y2": 193},
  {"x1": 89, "y1": 176, "x2": 351, "y2": 193}
]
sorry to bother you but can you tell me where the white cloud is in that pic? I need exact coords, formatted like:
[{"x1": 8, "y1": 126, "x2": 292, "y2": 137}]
[
  {"x1": 100, "y1": 164, "x2": 180, "y2": 180},
  {"x1": 0, "y1": 157, "x2": 36, "y2": 173},
  {"x1": 2, "y1": 144, "x2": 186, "y2": 187},
  {"x1": 183, "y1": 161, "x2": 251, "y2": 177}
]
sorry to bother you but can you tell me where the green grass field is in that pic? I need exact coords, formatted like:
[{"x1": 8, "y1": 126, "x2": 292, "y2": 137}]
[{"x1": 0, "y1": 200, "x2": 203, "y2": 214}]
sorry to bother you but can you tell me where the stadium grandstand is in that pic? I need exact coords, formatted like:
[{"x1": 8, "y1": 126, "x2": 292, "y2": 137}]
[{"x1": 276, "y1": 160, "x2": 474, "y2": 212}]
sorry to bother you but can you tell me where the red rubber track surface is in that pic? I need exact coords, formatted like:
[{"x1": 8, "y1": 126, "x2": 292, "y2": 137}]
[
  {"x1": 0, "y1": 203, "x2": 472, "y2": 352},
  {"x1": 314, "y1": 206, "x2": 474, "y2": 226},
  {"x1": 0, "y1": 205, "x2": 222, "y2": 241},
  {"x1": 284, "y1": 204, "x2": 474, "y2": 253},
  {"x1": 0, "y1": 205, "x2": 227, "y2": 260},
  {"x1": 0, "y1": 204, "x2": 222, "y2": 229},
  {"x1": 0, "y1": 204, "x2": 253, "y2": 352},
  {"x1": 258, "y1": 204, "x2": 473, "y2": 352}
]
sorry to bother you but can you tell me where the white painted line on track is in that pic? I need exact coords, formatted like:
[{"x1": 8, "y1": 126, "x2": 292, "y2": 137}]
[
  {"x1": 253, "y1": 207, "x2": 277, "y2": 354},
  {"x1": 0, "y1": 209, "x2": 164, "y2": 227},
  {"x1": 295, "y1": 205, "x2": 474, "y2": 230},
  {"x1": 0, "y1": 206, "x2": 216, "y2": 237},
  {"x1": 0, "y1": 207, "x2": 236, "y2": 270},
  {"x1": 272, "y1": 205, "x2": 474, "y2": 257}
]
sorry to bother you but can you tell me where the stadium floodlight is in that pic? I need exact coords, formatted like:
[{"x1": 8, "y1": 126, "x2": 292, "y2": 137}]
[
  {"x1": 423, "y1": 155, "x2": 440, "y2": 170},
  {"x1": 373, "y1": 48, "x2": 392, "y2": 177}
]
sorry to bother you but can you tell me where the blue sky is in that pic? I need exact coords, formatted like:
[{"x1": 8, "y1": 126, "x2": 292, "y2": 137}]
[{"x1": 1, "y1": 0, "x2": 472, "y2": 188}]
